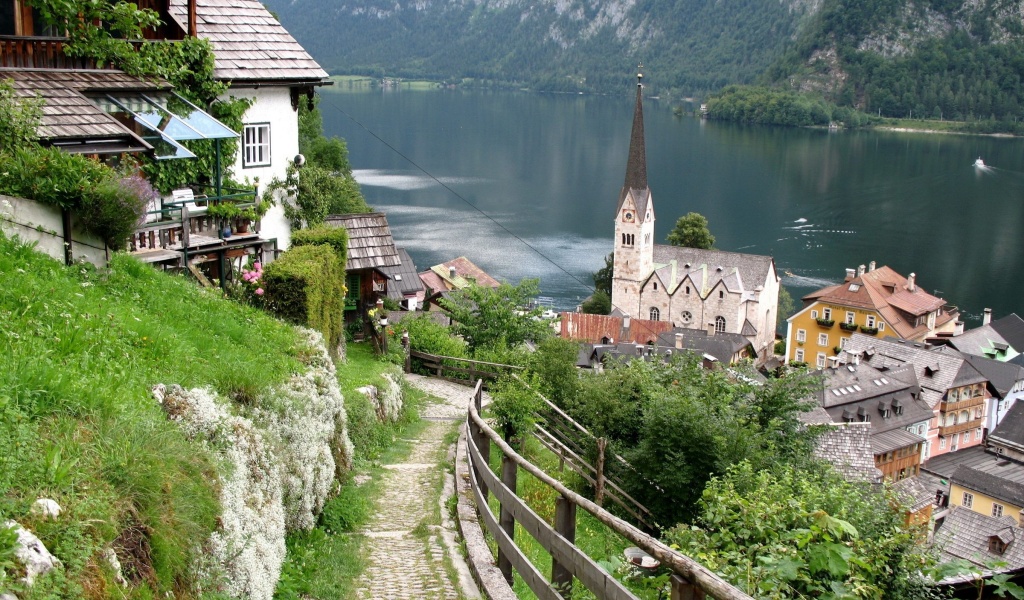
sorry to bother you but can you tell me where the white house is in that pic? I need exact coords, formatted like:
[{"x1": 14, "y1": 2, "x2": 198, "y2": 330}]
[
  {"x1": 169, "y1": 0, "x2": 331, "y2": 251},
  {"x1": 610, "y1": 72, "x2": 780, "y2": 362}
]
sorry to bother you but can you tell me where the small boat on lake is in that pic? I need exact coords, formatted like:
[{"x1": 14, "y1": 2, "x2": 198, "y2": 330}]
[{"x1": 974, "y1": 157, "x2": 986, "y2": 168}]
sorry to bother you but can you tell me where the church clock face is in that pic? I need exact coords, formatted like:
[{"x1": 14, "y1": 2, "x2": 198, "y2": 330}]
[{"x1": 623, "y1": 211, "x2": 634, "y2": 223}]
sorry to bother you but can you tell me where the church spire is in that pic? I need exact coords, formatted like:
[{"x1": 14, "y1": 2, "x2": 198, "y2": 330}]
[{"x1": 623, "y1": 64, "x2": 647, "y2": 191}]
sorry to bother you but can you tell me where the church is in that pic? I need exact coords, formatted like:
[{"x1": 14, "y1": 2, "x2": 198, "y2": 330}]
[{"x1": 610, "y1": 71, "x2": 780, "y2": 362}]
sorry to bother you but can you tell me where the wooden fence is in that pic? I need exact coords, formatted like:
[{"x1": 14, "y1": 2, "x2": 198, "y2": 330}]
[
  {"x1": 407, "y1": 350, "x2": 523, "y2": 384},
  {"x1": 466, "y1": 379, "x2": 753, "y2": 600}
]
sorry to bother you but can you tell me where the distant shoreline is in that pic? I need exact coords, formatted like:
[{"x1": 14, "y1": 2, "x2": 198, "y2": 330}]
[{"x1": 873, "y1": 125, "x2": 1018, "y2": 138}]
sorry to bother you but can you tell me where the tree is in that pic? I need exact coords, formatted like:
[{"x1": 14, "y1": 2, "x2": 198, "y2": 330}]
[
  {"x1": 0, "y1": 80, "x2": 42, "y2": 150},
  {"x1": 298, "y1": 98, "x2": 353, "y2": 176},
  {"x1": 580, "y1": 290, "x2": 611, "y2": 315},
  {"x1": 266, "y1": 163, "x2": 369, "y2": 230},
  {"x1": 592, "y1": 252, "x2": 613, "y2": 296},
  {"x1": 667, "y1": 212, "x2": 715, "y2": 249},
  {"x1": 777, "y1": 285, "x2": 795, "y2": 325},
  {"x1": 665, "y1": 462, "x2": 940, "y2": 600},
  {"x1": 440, "y1": 279, "x2": 552, "y2": 352}
]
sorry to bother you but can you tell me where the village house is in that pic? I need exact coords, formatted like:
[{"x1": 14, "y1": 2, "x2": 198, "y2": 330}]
[
  {"x1": 841, "y1": 334, "x2": 994, "y2": 459},
  {"x1": 928, "y1": 309, "x2": 1023, "y2": 362},
  {"x1": 418, "y1": 256, "x2": 500, "y2": 310},
  {"x1": 323, "y1": 213, "x2": 400, "y2": 320},
  {"x1": 610, "y1": 71, "x2": 779, "y2": 364},
  {"x1": 379, "y1": 248, "x2": 425, "y2": 311},
  {"x1": 786, "y1": 263, "x2": 959, "y2": 368},
  {"x1": 932, "y1": 506, "x2": 1024, "y2": 581}
]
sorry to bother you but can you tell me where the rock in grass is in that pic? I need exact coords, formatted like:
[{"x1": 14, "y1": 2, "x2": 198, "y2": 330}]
[
  {"x1": 30, "y1": 498, "x2": 61, "y2": 520},
  {"x1": 6, "y1": 520, "x2": 62, "y2": 585}
]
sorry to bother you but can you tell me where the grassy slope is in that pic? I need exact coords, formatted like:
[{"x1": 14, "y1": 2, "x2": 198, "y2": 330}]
[{"x1": 0, "y1": 232, "x2": 305, "y2": 598}]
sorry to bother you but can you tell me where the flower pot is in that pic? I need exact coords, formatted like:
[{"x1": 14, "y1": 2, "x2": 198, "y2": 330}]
[
  {"x1": 236, "y1": 218, "x2": 251, "y2": 234},
  {"x1": 221, "y1": 225, "x2": 232, "y2": 239}
]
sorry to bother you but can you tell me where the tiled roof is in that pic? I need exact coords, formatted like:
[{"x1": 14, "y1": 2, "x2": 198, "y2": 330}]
[
  {"x1": 418, "y1": 256, "x2": 500, "y2": 295},
  {"x1": 379, "y1": 248, "x2": 424, "y2": 299},
  {"x1": 922, "y1": 446, "x2": 1024, "y2": 487},
  {"x1": 801, "y1": 266, "x2": 956, "y2": 339},
  {"x1": 872, "y1": 428, "x2": 927, "y2": 454},
  {"x1": 962, "y1": 354, "x2": 1024, "y2": 399},
  {"x1": 323, "y1": 212, "x2": 400, "y2": 271},
  {"x1": 892, "y1": 476, "x2": 937, "y2": 513},
  {"x1": 992, "y1": 314, "x2": 1024, "y2": 354},
  {"x1": 167, "y1": 0, "x2": 329, "y2": 82},
  {"x1": 990, "y1": 402, "x2": 1024, "y2": 451},
  {"x1": 952, "y1": 465, "x2": 1024, "y2": 507},
  {"x1": 560, "y1": 313, "x2": 674, "y2": 346},
  {"x1": 813, "y1": 423, "x2": 883, "y2": 483},
  {"x1": 933, "y1": 324, "x2": 1014, "y2": 358},
  {"x1": 2, "y1": 69, "x2": 161, "y2": 148},
  {"x1": 933, "y1": 506, "x2": 1024, "y2": 573},
  {"x1": 651, "y1": 246, "x2": 775, "y2": 295},
  {"x1": 655, "y1": 329, "x2": 753, "y2": 364},
  {"x1": 842, "y1": 334, "x2": 988, "y2": 408}
]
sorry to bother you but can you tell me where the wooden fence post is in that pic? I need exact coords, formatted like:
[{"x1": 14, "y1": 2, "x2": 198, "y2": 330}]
[
  {"x1": 551, "y1": 495, "x2": 577, "y2": 596},
  {"x1": 402, "y1": 331, "x2": 410, "y2": 373},
  {"x1": 595, "y1": 437, "x2": 607, "y2": 508},
  {"x1": 497, "y1": 451, "x2": 517, "y2": 585},
  {"x1": 474, "y1": 384, "x2": 490, "y2": 502},
  {"x1": 671, "y1": 574, "x2": 707, "y2": 600}
]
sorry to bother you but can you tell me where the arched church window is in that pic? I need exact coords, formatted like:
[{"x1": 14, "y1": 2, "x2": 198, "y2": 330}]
[
  {"x1": 650, "y1": 307, "x2": 660, "y2": 321},
  {"x1": 715, "y1": 316, "x2": 726, "y2": 333},
  {"x1": 681, "y1": 311, "x2": 692, "y2": 324}
]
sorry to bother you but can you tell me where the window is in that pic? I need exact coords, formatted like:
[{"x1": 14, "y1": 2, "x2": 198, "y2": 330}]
[
  {"x1": 845, "y1": 311, "x2": 855, "y2": 324},
  {"x1": 818, "y1": 333, "x2": 829, "y2": 346},
  {"x1": 685, "y1": 286, "x2": 690, "y2": 295},
  {"x1": 940, "y1": 437, "x2": 946, "y2": 449},
  {"x1": 817, "y1": 353, "x2": 827, "y2": 369},
  {"x1": 962, "y1": 431, "x2": 970, "y2": 444},
  {"x1": 796, "y1": 329, "x2": 807, "y2": 343},
  {"x1": 839, "y1": 337, "x2": 848, "y2": 349},
  {"x1": 243, "y1": 123, "x2": 271, "y2": 168},
  {"x1": 719, "y1": 290, "x2": 724, "y2": 299},
  {"x1": 823, "y1": 308, "x2": 832, "y2": 320},
  {"x1": 962, "y1": 492, "x2": 973, "y2": 508},
  {"x1": 644, "y1": 233, "x2": 650, "y2": 244},
  {"x1": 621, "y1": 233, "x2": 635, "y2": 246},
  {"x1": 795, "y1": 349, "x2": 804, "y2": 362},
  {"x1": 649, "y1": 307, "x2": 660, "y2": 321},
  {"x1": 993, "y1": 503, "x2": 1004, "y2": 517},
  {"x1": 681, "y1": 311, "x2": 692, "y2": 324},
  {"x1": 866, "y1": 314, "x2": 876, "y2": 328},
  {"x1": 653, "y1": 282, "x2": 658, "y2": 291},
  {"x1": 812, "y1": 310, "x2": 819, "y2": 319},
  {"x1": 976, "y1": 428, "x2": 982, "y2": 440},
  {"x1": 715, "y1": 316, "x2": 726, "y2": 333},
  {"x1": 878, "y1": 322, "x2": 885, "y2": 331}
]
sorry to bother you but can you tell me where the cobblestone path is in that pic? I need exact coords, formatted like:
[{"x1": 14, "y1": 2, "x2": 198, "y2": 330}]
[{"x1": 353, "y1": 375, "x2": 486, "y2": 600}]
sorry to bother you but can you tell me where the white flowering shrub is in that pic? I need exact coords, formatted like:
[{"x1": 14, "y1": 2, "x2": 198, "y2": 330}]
[
  {"x1": 245, "y1": 328, "x2": 354, "y2": 531},
  {"x1": 154, "y1": 384, "x2": 285, "y2": 600},
  {"x1": 376, "y1": 366, "x2": 405, "y2": 423}
]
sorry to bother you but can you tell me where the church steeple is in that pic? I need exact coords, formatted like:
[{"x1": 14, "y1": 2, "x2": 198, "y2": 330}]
[{"x1": 623, "y1": 65, "x2": 647, "y2": 192}]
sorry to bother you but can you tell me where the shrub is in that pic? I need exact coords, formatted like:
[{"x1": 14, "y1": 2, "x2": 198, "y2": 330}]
[
  {"x1": 290, "y1": 224, "x2": 349, "y2": 266},
  {"x1": 262, "y1": 244, "x2": 345, "y2": 357}
]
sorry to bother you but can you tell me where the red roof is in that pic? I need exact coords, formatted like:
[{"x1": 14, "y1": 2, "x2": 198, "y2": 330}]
[{"x1": 560, "y1": 313, "x2": 673, "y2": 345}]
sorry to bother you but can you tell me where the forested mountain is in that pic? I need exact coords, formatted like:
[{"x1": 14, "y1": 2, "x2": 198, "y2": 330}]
[
  {"x1": 766, "y1": 0, "x2": 1024, "y2": 120},
  {"x1": 263, "y1": 0, "x2": 817, "y2": 96}
]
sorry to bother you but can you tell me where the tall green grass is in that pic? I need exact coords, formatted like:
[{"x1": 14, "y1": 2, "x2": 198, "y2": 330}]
[{"x1": 0, "y1": 232, "x2": 304, "y2": 597}]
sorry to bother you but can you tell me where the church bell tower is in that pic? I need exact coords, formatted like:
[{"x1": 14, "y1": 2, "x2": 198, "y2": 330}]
[{"x1": 611, "y1": 66, "x2": 655, "y2": 317}]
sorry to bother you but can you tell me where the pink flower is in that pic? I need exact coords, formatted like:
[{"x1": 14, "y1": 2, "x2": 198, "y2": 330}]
[
  {"x1": 255, "y1": 288, "x2": 264, "y2": 296},
  {"x1": 253, "y1": 262, "x2": 262, "y2": 270}
]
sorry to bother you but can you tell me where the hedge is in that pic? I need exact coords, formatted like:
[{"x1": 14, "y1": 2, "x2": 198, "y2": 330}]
[
  {"x1": 290, "y1": 224, "x2": 348, "y2": 266},
  {"x1": 263, "y1": 243, "x2": 346, "y2": 356}
]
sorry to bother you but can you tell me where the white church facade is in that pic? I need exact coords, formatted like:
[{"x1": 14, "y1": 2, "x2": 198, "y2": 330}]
[{"x1": 610, "y1": 72, "x2": 780, "y2": 362}]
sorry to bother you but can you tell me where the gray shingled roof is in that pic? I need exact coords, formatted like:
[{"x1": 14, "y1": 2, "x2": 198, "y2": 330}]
[
  {"x1": 962, "y1": 354, "x2": 1024, "y2": 399},
  {"x1": 324, "y1": 213, "x2": 400, "y2": 271},
  {"x1": 842, "y1": 334, "x2": 988, "y2": 408},
  {"x1": 992, "y1": 314, "x2": 1024, "y2": 353},
  {"x1": 933, "y1": 506, "x2": 1024, "y2": 574},
  {"x1": 923, "y1": 446, "x2": 1024, "y2": 487},
  {"x1": 167, "y1": 0, "x2": 329, "y2": 82},
  {"x1": 3, "y1": 69, "x2": 162, "y2": 149},
  {"x1": 651, "y1": 246, "x2": 775, "y2": 296},
  {"x1": 379, "y1": 248, "x2": 424, "y2": 300},
  {"x1": 990, "y1": 402, "x2": 1024, "y2": 453},
  {"x1": 813, "y1": 423, "x2": 883, "y2": 483},
  {"x1": 873, "y1": 428, "x2": 927, "y2": 454},
  {"x1": 655, "y1": 329, "x2": 753, "y2": 364},
  {"x1": 892, "y1": 476, "x2": 937, "y2": 513},
  {"x1": 937, "y1": 325, "x2": 1014, "y2": 358},
  {"x1": 952, "y1": 465, "x2": 1024, "y2": 507}
]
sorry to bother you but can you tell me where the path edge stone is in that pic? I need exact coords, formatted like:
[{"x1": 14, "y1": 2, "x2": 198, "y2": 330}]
[{"x1": 455, "y1": 421, "x2": 518, "y2": 600}]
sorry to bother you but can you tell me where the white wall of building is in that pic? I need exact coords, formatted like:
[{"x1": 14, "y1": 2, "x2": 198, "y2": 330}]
[{"x1": 222, "y1": 86, "x2": 300, "y2": 251}]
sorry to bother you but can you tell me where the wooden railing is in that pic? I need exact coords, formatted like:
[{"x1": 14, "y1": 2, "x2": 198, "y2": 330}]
[
  {"x1": 408, "y1": 350, "x2": 523, "y2": 384},
  {"x1": 466, "y1": 379, "x2": 753, "y2": 600},
  {"x1": 0, "y1": 36, "x2": 95, "y2": 69}
]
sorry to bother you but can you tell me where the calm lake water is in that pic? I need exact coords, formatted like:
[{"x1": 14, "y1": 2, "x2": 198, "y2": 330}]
[{"x1": 318, "y1": 84, "x2": 1024, "y2": 324}]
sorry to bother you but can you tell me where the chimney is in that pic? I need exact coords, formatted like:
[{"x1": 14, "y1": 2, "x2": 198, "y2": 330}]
[
  {"x1": 845, "y1": 268, "x2": 856, "y2": 280},
  {"x1": 857, "y1": 264, "x2": 866, "y2": 277},
  {"x1": 188, "y1": 0, "x2": 197, "y2": 36},
  {"x1": 954, "y1": 321, "x2": 965, "y2": 336},
  {"x1": 869, "y1": 261, "x2": 876, "y2": 272},
  {"x1": 448, "y1": 266, "x2": 456, "y2": 280},
  {"x1": 907, "y1": 273, "x2": 916, "y2": 292},
  {"x1": 675, "y1": 332, "x2": 683, "y2": 349},
  {"x1": 984, "y1": 308, "x2": 992, "y2": 326},
  {"x1": 707, "y1": 321, "x2": 716, "y2": 336}
]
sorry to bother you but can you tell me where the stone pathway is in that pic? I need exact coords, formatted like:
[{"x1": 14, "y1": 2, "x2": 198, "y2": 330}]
[{"x1": 353, "y1": 375, "x2": 487, "y2": 600}]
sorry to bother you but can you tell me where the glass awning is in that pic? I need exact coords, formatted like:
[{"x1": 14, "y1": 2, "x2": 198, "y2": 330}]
[{"x1": 94, "y1": 92, "x2": 238, "y2": 160}]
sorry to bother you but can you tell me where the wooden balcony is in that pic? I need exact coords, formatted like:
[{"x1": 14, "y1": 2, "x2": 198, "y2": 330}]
[
  {"x1": 0, "y1": 36, "x2": 106, "y2": 70},
  {"x1": 940, "y1": 395, "x2": 985, "y2": 414},
  {"x1": 938, "y1": 419, "x2": 981, "y2": 438}
]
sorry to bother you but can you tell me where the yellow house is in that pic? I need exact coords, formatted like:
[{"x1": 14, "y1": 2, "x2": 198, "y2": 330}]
[
  {"x1": 949, "y1": 465, "x2": 1024, "y2": 525},
  {"x1": 785, "y1": 262, "x2": 958, "y2": 367}
]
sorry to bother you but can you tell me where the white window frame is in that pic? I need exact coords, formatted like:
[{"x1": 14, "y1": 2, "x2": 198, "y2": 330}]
[
  {"x1": 243, "y1": 123, "x2": 272, "y2": 168},
  {"x1": 866, "y1": 314, "x2": 876, "y2": 328},
  {"x1": 715, "y1": 316, "x2": 726, "y2": 333},
  {"x1": 839, "y1": 337, "x2": 848, "y2": 349},
  {"x1": 962, "y1": 492, "x2": 973, "y2": 508},
  {"x1": 845, "y1": 311, "x2": 855, "y2": 324},
  {"x1": 818, "y1": 333, "x2": 829, "y2": 346},
  {"x1": 993, "y1": 503, "x2": 1004, "y2": 517},
  {"x1": 822, "y1": 308, "x2": 832, "y2": 320},
  {"x1": 811, "y1": 310, "x2": 819, "y2": 319},
  {"x1": 796, "y1": 329, "x2": 806, "y2": 343},
  {"x1": 940, "y1": 437, "x2": 946, "y2": 449},
  {"x1": 816, "y1": 353, "x2": 826, "y2": 369},
  {"x1": 649, "y1": 307, "x2": 660, "y2": 321},
  {"x1": 878, "y1": 322, "x2": 885, "y2": 331},
  {"x1": 795, "y1": 349, "x2": 804, "y2": 362}
]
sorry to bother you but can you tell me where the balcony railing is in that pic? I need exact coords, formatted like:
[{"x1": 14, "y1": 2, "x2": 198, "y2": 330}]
[
  {"x1": 0, "y1": 36, "x2": 101, "y2": 70},
  {"x1": 939, "y1": 395, "x2": 985, "y2": 414},
  {"x1": 938, "y1": 419, "x2": 981, "y2": 438}
]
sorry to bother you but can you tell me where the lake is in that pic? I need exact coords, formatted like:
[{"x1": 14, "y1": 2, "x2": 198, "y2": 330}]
[{"x1": 317, "y1": 83, "x2": 1024, "y2": 325}]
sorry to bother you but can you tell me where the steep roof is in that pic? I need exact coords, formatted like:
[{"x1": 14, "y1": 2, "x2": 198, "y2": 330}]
[
  {"x1": 933, "y1": 506, "x2": 1024, "y2": 573},
  {"x1": 992, "y1": 314, "x2": 1024, "y2": 354},
  {"x1": 801, "y1": 265, "x2": 956, "y2": 339},
  {"x1": 812, "y1": 423, "x2": 883, "y2": 483},
  {"x1": 892, "y1": 476, "x2": 937, "y2": 513},
  {"x1": 418, "y1": 256, "x2": 500, "y2": 295},
  {"x1": 841, "y1": 334, "x2": 988, "y2": 408},
  {"x1": 651, "y1": 246, "x2": 775, "y2": 293},
  {"x1": 933, "y1": 324, "x2": 1014, "y2": 359},
  {"x1": 655, "y1": 329, "x2": 754, "y2": 364},
  {"x1": 168, "y1": 0, "x2": 330, "y2": 83},
  {"x1": 923, "y1": 446, "x2": 1024, "y2": 488},
  {"x1": 616, "y1": 74, "x2": 650, "y2": 222},
  {"x1": 379, "y1": 248, "x2": 425, "y2": 299},
  {"x1": 962, "y1": 354, "x2": 1024, "y2": 399},
  {"x1": 323, "y1": 212, "x2": 400, "y2": 271},
  {"x1": 990, "y1": 401, "x2": 1024, "y2": 451},
  {"x1": 2, "y1": 69, "x2": 160, "y2": 153},
  {"x1": 952, "y1": 465, "x2": 1024, "y2": 507}
]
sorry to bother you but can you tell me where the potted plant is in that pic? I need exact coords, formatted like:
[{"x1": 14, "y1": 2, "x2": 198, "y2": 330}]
[
  {"x1": 206, "y1": 202, "x2": 241, "y2": 237},
  {"x1": 860, "y1": 325, "x2": 879, "y2": 335},
  {"x1": 815, "y1": 317, "x2": 835, "y2": 328},
  {"x1": 840, "y1": 321, "x2": 859, "y2": 331}
]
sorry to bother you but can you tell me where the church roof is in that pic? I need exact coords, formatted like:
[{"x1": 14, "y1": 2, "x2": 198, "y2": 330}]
[
  {"x1": 616, "y1": 73, "x2": 651, "y2": 221},
  {"x1": 651, "y1": 245, "x2": 775, "y2": 294}
]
